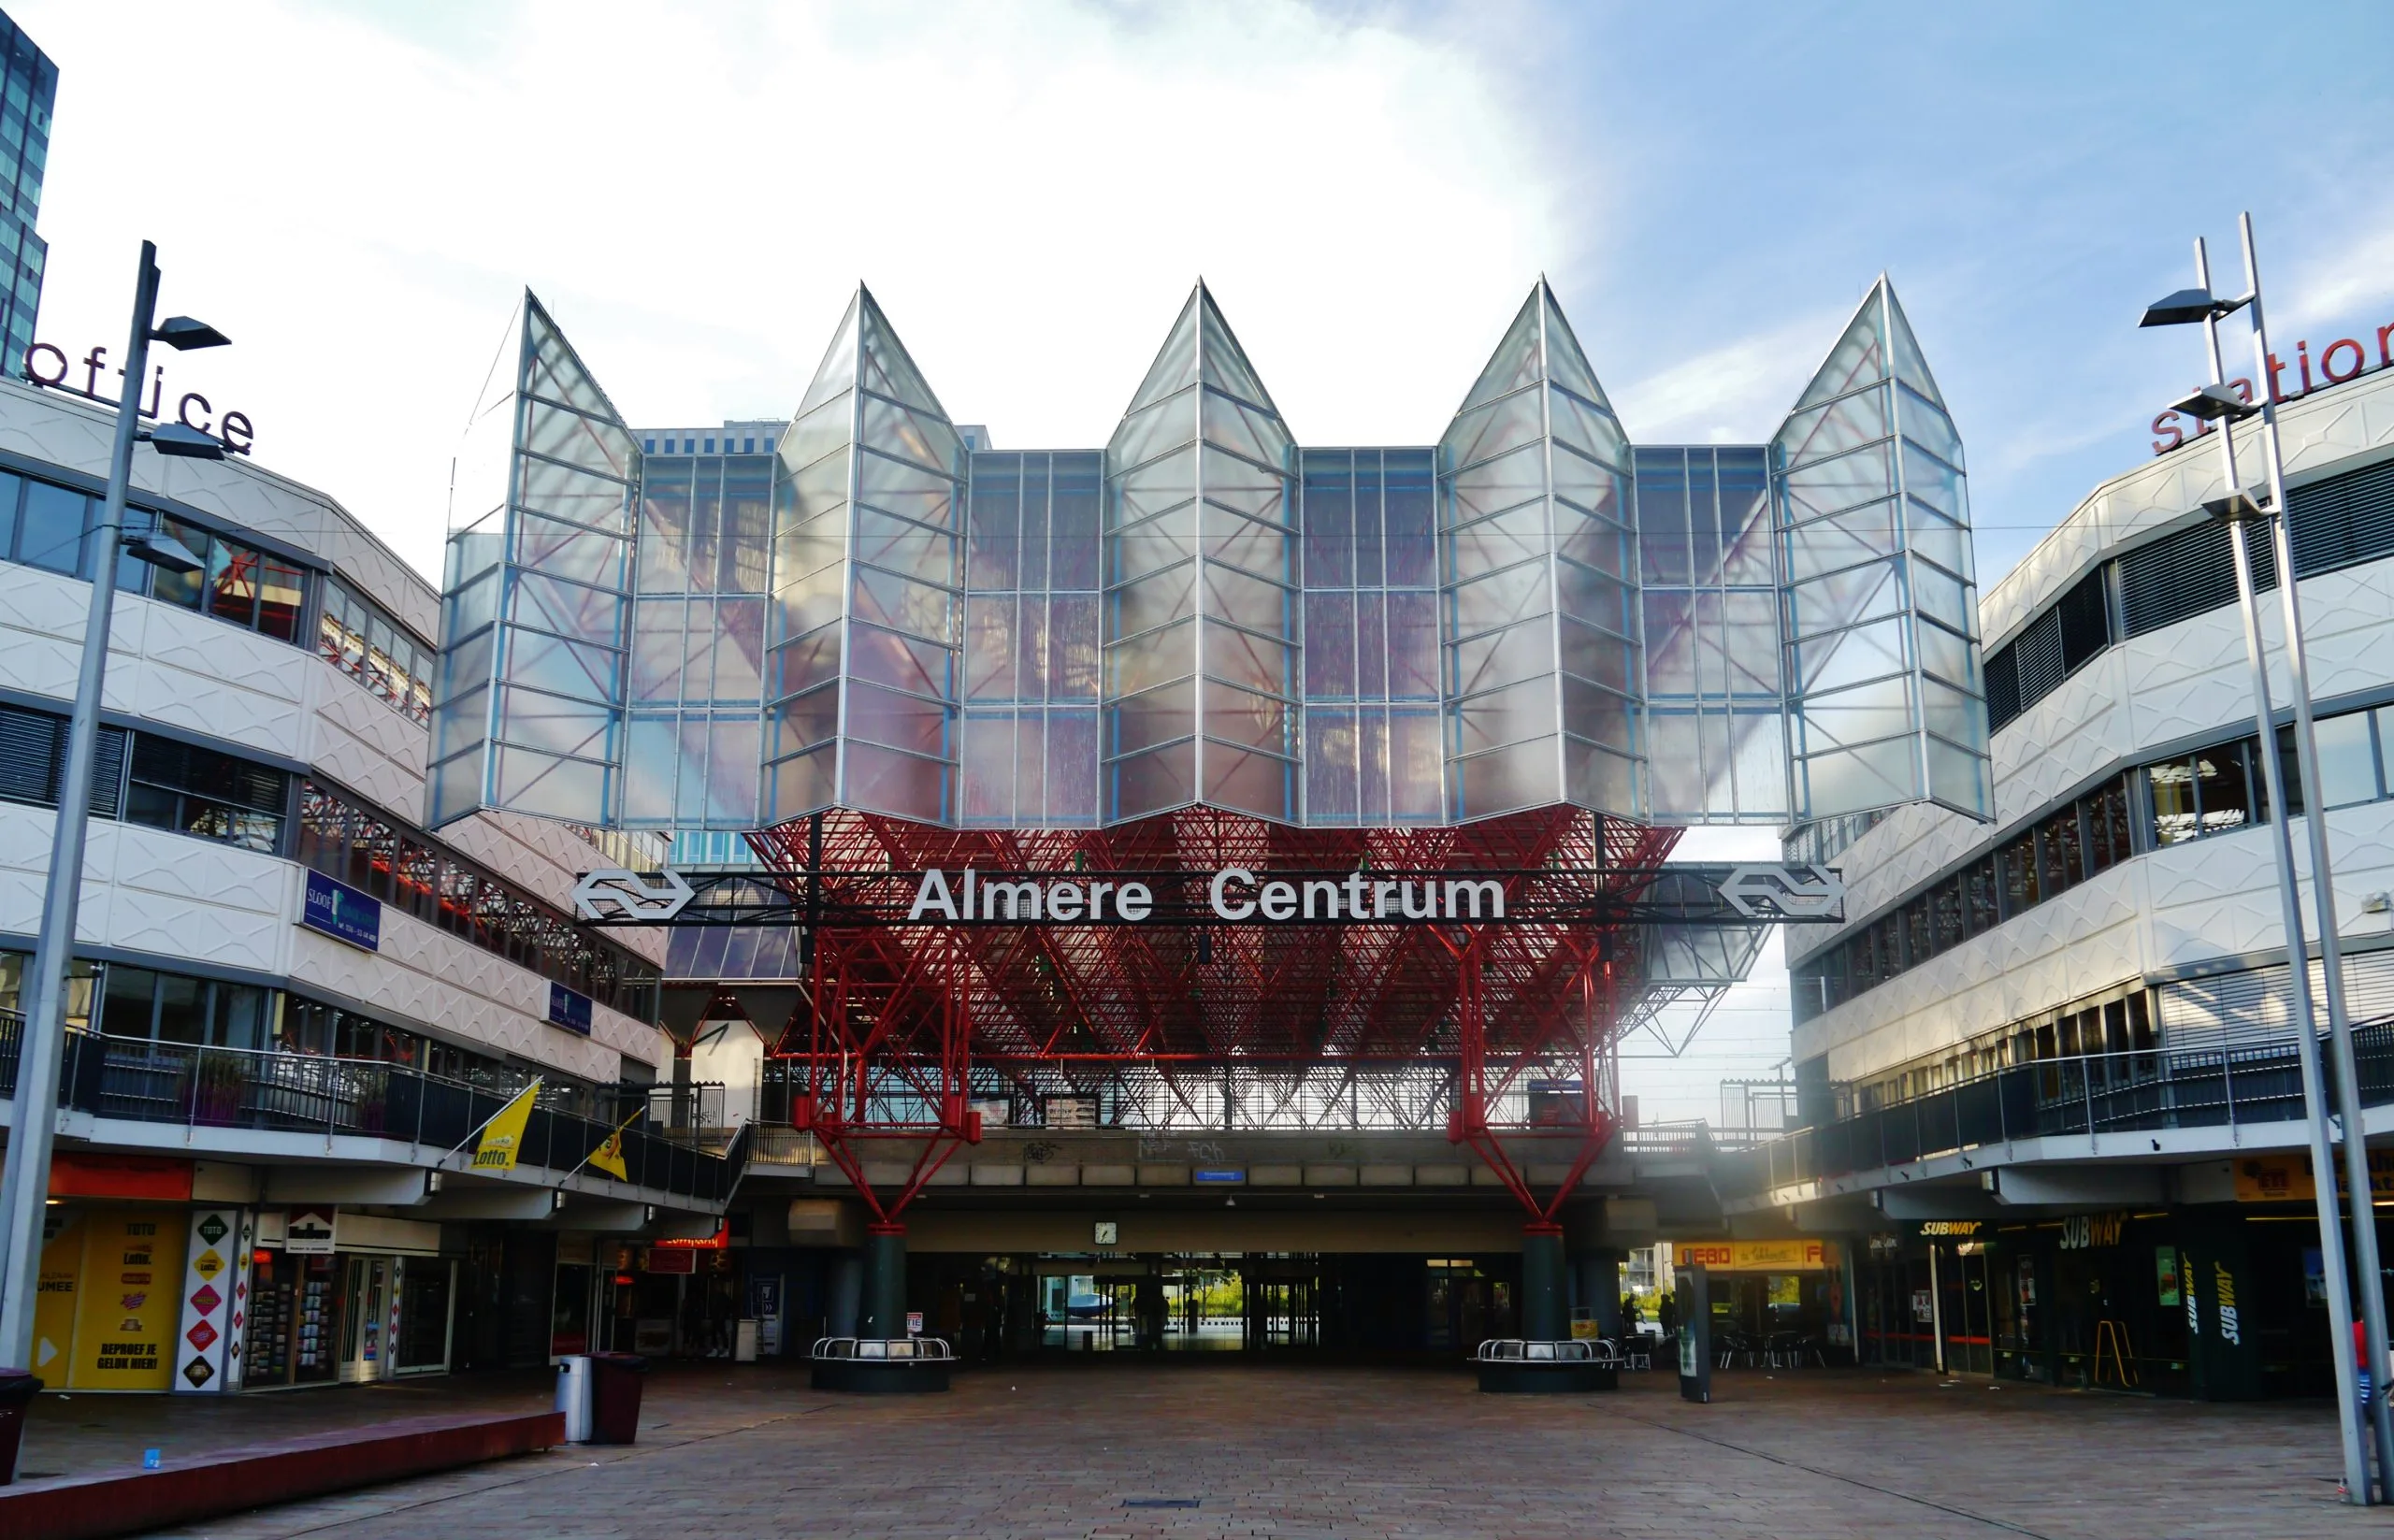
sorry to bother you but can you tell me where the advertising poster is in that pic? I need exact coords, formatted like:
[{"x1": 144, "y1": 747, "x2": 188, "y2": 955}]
[
  {"x1": 67, "y1": 1207, "x2": 188, "y2": 1389},
  {"x1": 33, "y1": 1206, "x2": 83, "y2": 1380},
  {"x1": 174, "y1": 1208, "x2": 247, "y2": 1393}
]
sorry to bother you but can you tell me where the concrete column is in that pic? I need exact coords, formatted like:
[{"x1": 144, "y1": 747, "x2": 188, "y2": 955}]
[
  {"x1": 859, "y1": 1225, "x2": 907, "y2": 1340},
  {"x1": 1521, "y1": 1226, "x2": 1567, "y2": 1341},
  {"x1": 828, "y1": 1249, "x2": 862, "y2": 1338},
  {"x1": 1576, "y1": 1250, "x2": 1622, "y2": 1336}
]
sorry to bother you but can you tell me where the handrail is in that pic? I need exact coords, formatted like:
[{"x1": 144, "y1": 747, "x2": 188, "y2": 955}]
[
  {"x1": 1718, "y1": 1019, "x2": 2394, "y2": 1199},
  {"x1": 811, "y1": 1335, "x2": 955, "y2": 1361},
  {"x1": 1473, "y1": 1338, "x2": 1613, "y2": 1362},
  {"x1": 0, "y1": 1019, "x2": 747, "y2": 1204}
]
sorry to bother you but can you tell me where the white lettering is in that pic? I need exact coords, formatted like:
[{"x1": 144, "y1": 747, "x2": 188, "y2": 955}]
[
  {"x1": 1046, "y1": 883, "x2": 1086, "y2": 922},
  {"x1": 1116, "y1": 882, "x2": 1152, "y2": 922},
  {"x1": 1259, "y1": 882, "x2": 1297, "y2": 920},
  {"x1": 1209, "y1": 869, "x2": 1256, "y2": 921},
  {"x1": 908, "y1": 869, "x2": 958, "y2": 921},
  {"x1": 1088, "y1": 880, "x2": 1114, "y2": 919},
  {"x1": 1302, "y1": 879, "x2": 1342, "y2": 919},
  {"x1": 981, "y1": 880, "x2": 1044, "y2": 921},
  {"x1": 1400, "y1": 881, "x2": 1437, "y2": 919},
  {"x1": 1374, "y1": 880, "x2": 1399, "y2": 917}
]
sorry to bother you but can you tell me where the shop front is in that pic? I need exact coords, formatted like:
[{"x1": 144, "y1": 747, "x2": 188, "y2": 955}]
[
  {"x1": 1669, "y1": 1238, "x2": 1850, "y2": 1363},
  {"x1": 244, "y1": 1209, "x2": 454, "y2": 1389}
]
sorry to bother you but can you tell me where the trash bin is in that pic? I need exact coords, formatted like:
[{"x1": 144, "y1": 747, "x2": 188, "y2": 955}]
[
  {"x1": 0, "y1": 1370, "x2": 44, "y2": 1486},
  {"x1": 553, "y1": 1355, "x2": 592, "y2": 1444},
  {"x1": 587, "y1": 1351, "x2": 647, "y2": 1445}
]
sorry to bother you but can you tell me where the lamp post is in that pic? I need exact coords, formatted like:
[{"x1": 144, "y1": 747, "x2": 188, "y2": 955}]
[
  {"x1": 2142, "y1": 215, "x2": 2394, "y2": 1503},
  {"x1": 0, "y1": 242, "x2": 227, "y2": 1423}
]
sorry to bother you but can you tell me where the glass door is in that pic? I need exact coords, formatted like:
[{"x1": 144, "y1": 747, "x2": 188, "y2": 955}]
[{"x1": 342, "y1": 1257, "x2": 388, "y2": 1383}]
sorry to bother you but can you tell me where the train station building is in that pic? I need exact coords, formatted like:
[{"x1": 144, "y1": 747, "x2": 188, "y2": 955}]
[
  {"x1": 0, "y1": 268, "x2": 1987, "y2": 1388},
  {"x1": 18, "y1": 253, "x2": 2394, "y2": 1403}
]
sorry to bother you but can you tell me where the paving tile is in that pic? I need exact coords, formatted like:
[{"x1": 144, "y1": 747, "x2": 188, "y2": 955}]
[{"x1": 22, "y1": 1360, "x2": 2374, "y2": 1540}]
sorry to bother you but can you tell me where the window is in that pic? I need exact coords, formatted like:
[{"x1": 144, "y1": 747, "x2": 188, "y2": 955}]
[
  {"x1": 124, "y1": 734, "x2": 287, "y2": 854},
  {"x1": 13, "y1": 473, "x2": 87, "y2": 574},
  {"x1": 318, "y1": 576, "x2": 434, "y2": 724},
  {"x1": 0, "y1": 700, "x2": 123, "y2": 816},
  {"x1": 97, "y1": 963, "x2": 268, "y2": 1049},
  {"x1": 141, "y1": 514, "x2": 307, "y2": 641},
  {"x1": 2315, "y1": 711, "x2": 2381, "y2": 809}
]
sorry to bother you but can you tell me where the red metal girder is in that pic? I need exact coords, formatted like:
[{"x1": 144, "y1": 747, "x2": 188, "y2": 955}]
[{"x1": 744, "y1": 805, "x2": 1687, "y2": 1217}]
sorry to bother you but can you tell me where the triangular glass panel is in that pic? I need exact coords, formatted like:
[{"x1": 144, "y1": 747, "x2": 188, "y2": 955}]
[
  {"x1": 523, "y1": 295, "x2": 635, "y2": 442},
  {"x1": 1882, "y1": 281, "x2": 1946, "y2": 409},
  {"x1": 858, "y1": 287, "x2": 953, "y2": 424},
  {"x1": 1538, "y1": 281, "x2": 1612, "y2": 412},
  {"x1": 1128, "y1": 290, "x2": 1203, "y2": 415},
  {"x1": 1195, "y1": 285, "x2": 1283, "y2": 418},
  {"x1": 798, "y1": 293, "x2": 860, "y2": 418},
  {"x1": 1791, "y1": 285, "x2": 1889, "y2": 412},
  {"x1": 1458, "y1": 290, "x2": 1543, "y2": 414}
]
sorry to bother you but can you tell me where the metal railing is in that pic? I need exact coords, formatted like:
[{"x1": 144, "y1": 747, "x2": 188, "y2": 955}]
[
  {"x1": 1716, "y1": 1019, "x2": 2394, "y2": 1201},
  {"x1": 811, "y1": 1336, "x2": 955, "y2": 1361},
  {"x1": 0, "y1": 1015, "x2": 747, "y2": 1205},
  {"x1": 1475, "y1": 1338, "x2": 1613, "y2": 1363}
]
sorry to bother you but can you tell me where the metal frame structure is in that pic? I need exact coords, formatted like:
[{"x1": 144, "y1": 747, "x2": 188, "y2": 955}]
[{"x1": 676, "y1": 804, "x2": 1773, "y2": 1232}]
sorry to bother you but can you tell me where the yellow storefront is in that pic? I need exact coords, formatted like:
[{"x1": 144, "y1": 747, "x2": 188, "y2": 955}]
[{"x1": 34, "y1": 1204, "x2": 190, "y2": 1390}]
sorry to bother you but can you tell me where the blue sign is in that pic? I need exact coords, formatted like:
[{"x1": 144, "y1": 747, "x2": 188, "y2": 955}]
[
  {"x1": 299, "y1": 870, "x2": 381, "y2": 952},
  {"x1": 547, "y1": 981, "x2": 594, "y2": 1036},
  {"x1": 1192, "y1": 1168, "x2": 1245, "y2": 1185}
]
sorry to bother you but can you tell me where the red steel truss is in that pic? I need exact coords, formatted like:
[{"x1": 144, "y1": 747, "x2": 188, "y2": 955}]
[{"x1": 745, "y1": 805, "x2": 1679, "y2": 1229}]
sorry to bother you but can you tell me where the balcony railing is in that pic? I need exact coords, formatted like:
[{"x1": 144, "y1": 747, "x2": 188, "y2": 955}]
[
  {"x1": 1715, "y1": 1018, "x2": 2394, "y2": 1202},
  {"x1": 0, "y1": 1014, "x2": 747, "y2": 1205}
]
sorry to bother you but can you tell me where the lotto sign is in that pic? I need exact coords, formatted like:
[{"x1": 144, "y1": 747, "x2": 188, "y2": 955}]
[{"x1": 173, "y1": 1209, "x2": 246, "y2": 1395}]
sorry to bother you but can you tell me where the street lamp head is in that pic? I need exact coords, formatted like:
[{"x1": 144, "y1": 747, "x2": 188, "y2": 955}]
[
  {"x1": 2168, "y1": 383, "x2": 2257, "y2": 424},
  {"x1": 140, "y1": 422, "x2": 227, "y2": 459},
  {"x1": 2141, "y1": 287, "x2": 2252, "y2": 328},
  {"x1": 151, "y1": 315, "x2": 230, "y2": 351},
  {"x1": 123, "y1": 521, "x2": 205, "y2": 574},
  {"x1": 2141, "y1": 289, "x2": 2218, "y2": 327},
  {"x1": 2200, "y1": 490, "x2": 2270, "y2": 525}
]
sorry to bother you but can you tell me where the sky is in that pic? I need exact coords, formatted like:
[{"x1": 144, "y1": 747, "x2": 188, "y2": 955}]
[{"x1": 15, "y1": 0, "x2": 2392, "y2": 1123}]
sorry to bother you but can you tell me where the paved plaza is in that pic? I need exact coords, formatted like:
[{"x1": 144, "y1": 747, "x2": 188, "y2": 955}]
[{"x1": 34, "y1": 1362, "x2": 2380, "y2": 1540}]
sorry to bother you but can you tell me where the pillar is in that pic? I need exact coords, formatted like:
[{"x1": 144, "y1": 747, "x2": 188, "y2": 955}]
[
  {"x1": 1572, "y1": 1250, "x2": 1622, "y2": 1336},
  {"x1": 1521, "y1": 1226, "x2": 1567, "y2": 1341},
  {"x1": 828, "y1": 1249, "x2": 861, "y2": 1338},
  {"x1": 859, "y1": 1224, "x2": 907, "y2": 1340},
  {"x1": 2184, "y1": 1213, "x2": 2262, "y2": 1401}
]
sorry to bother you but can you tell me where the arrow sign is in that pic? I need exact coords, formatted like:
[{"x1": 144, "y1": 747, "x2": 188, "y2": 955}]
[
  {"x1": 571, "y1": 868, "x2": 696, "y2": 922},
  {"x1": 1717, "y1": 864, "x2": 1844, "y2": 920}
]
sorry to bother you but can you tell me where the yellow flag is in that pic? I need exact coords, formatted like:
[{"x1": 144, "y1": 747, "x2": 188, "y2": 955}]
[
  {"x1": 471, "y1": 1081, "x2": 541, "y2": 1172},
  {"x1": 586, "y1": 1112, "x2": 636, "y2": 1181}
]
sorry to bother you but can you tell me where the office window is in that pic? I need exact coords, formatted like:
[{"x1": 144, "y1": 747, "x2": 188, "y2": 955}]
[
  {"x1": 123, "y1": 734, "x2": 287, "y2": 854},
  {"x1": 319, "y1": 576, "x2": 434, "y2": 724},
  {"x1": 97, "y1": 964, "x2": 269, "y2": 1049},
  {"x1": 148, "y1": 515, "x2": 307, "y2": 641}
]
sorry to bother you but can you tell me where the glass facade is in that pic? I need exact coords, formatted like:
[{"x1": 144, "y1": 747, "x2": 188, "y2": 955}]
[
  {"x1": 428, "y1": 293, "x2": 640, "y2": 828},
  {"x1": 762, "y1": 289, "x2": 967, "y2": 827},
  {"x1": 0, "y1": 11, "x2": 50, "y2": 380},
  {"x1": 1773, "y1": 281, "x2": 1987, "y2": 822},
  {"x1": 430, "y1": 277, "x2": 1994, "y2": 837}
]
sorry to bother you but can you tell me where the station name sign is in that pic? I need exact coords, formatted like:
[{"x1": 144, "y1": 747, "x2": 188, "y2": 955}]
[
  {"x1": 908, "y1": 867, "x2": 1507, "y2": 924},
  {"x1": 568, "y1": 861, "x2": 1843, "y2": 929}
]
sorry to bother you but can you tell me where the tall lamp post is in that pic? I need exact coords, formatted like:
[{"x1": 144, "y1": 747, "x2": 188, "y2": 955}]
[
  {"x1": 0, "y1": 241, "x2": 229, "y2": 1413},
  {"x1": 2142, "y1": 213, "x2": 2394, "y2": 1503}
]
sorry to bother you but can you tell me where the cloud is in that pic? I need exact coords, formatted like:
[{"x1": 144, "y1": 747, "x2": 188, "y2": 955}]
[
  {"x1": 15, "y1": 0, "x2": 1569, "y2": 578},
  {"x1": 1607, "y1": 311, "x2": 1839, "y2": 445}
]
